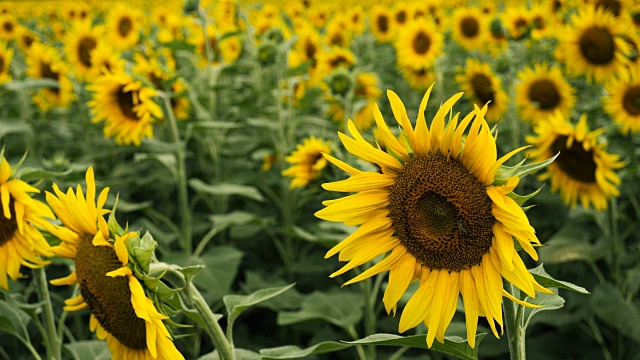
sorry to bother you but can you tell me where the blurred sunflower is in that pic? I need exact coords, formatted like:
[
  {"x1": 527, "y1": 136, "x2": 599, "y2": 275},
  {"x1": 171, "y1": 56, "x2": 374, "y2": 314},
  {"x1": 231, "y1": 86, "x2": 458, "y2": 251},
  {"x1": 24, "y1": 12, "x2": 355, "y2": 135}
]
[
  {"x1": 347, "y1": 7, "x2": 365, "y2": 35},
  {"x1": 65, "y1": 21, "x2": 103, "y2": 80},
  {"x1": 503, "y1": 6, "x2": 530, "y2": 40},
  {"x1": 604, "y1": 64, "x2": 640, "y2": 134},
  {"x1": 313, "y1": 47, "x2": 355, "y2": 85},
  {"x1": 529, "y1": 4, "x2": 553, "y2": 39},
  {"x1": 46, "y1": 167, "x2": 184, "y2": 359},
  {"x1": 516, "y1": 63, "x2": 576, "y2": 124},
  {"x1": 484, "y1": 17, "x2": 508, "y2": 55},
  {"x1": 0, "y1": 41, "x2": 13, "y2": 84},
  {"x1": 106, "y1": 6, "x2": 142, "y2": 50},
  {"x1": 282, "y1": 137, "x2": 331, "y2": 188},
  {"x1": 456, "y1": 59, "x2": 507, "y2": 122},
  {"x1": 15, "y1": 26, "x2": 37, "y2": 52},
  {"x1": 354, "y1": 72, "x2": 382, "y2": 102},
  {"x1": 0, "y1": 157, "x2": 54, "y2": 290},
  {"x1": 592, "y1": 0, "x2": 628, "y2": 17},
  {"x1": 191, "y1": 24, "x2": 242, "y2": 66},
  {"x1": 169, "y1": 79, "x2": 191, "y2": 121},
  {"x1": 91, "y1": 44, "x2": 125, "y2": 75},
  {"x1": 526, "y1": 113, "x2": 624, "y2": 210},
  {"x1": 288, "y1": 24, "x2": 321, "y2": 70},
  {"x1": 317, "y1": 86, "x2": 551, "y2": 348},
  {"x1": 88, "y1": 71, "x2": 163, "y2": 146},
  {"x1": 400, "y1": 66, "x2": 436, "y2": 90},
  {"x1": 324, "y1": 19, "x2": 351, "y2": 48},
  {"x1": 395, "y1": 20, "x2": 443, "y2": 71},
  {"x1": 451, "y1": 7, "x2": 486, "y2": 51},
  {"x1": 0, "y1": 15, "x2": 17, "y2": 40},
  {"x1": 370, "y1": 5, "x2": 394, "y2": 43},
  {"x1": 26, "y1": 43, "x2": 75, "y2": 111},
  {"x1": 393, "y1": 4, "x2": 410, "y2": 28},
  {"x1": 557, "y1": 7, "x2": 630, "y2": 83}
]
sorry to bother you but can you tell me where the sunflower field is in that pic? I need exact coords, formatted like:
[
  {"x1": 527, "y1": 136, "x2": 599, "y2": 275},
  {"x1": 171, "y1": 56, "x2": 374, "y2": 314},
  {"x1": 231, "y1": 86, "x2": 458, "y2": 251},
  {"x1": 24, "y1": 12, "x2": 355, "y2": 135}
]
[{"x1": 0, "y1": 0, "x2": 639, "y2": 359}]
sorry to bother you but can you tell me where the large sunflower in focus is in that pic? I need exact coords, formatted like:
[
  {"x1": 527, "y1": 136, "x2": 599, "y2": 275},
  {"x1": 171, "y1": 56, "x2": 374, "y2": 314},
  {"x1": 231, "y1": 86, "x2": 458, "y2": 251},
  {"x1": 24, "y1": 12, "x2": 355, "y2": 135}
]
[
  {"x1": 526, "y1": 113, "x2": 624, "y2": 210},
  {"x1": 516, "y1": 63, "x2": 576, "y2": 124},
  {"x1": 395, "y1": 20, "x2": 443, "y2": 71},
  {"x1": 316, "y1": 85, "x2": 551, "y2": 347},
  {"x1": 282, "y1": 137, "x2": 331, "y2": 188},
  {"x1": 46, "y1": 168, "x2": 184, "y2": 359},
  {"x1": 26, "y1": 43, "x2": 74, "y2": 111},
  {"x1": 557, "y1": 7, "x2": 630, "y2": 83},
  {"x1": 65, "y1": 20, "x2": 103, "y2": 80},
  {"x1": 451, "y1": 7, "x2": 486, "y2": 51},
  {"x1": 456, "y1": 59, "x2": 507, "y2": 122},
  {"x1": 604, "y1": 64, "x2": 640, "y2": 134},
  {"x1": 0, "y1": 157, "x2": 53, "y2": 290},
  {"x1": 88, "y1": 71, "x2": 163, "y2": 146}
]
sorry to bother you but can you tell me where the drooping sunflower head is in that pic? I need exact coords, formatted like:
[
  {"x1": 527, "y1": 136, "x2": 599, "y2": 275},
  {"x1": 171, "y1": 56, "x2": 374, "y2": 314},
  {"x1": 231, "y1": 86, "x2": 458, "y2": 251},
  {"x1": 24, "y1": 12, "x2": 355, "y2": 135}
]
[
  {"x1": 87, "y1": 71, "x2": 164, "y2": 146},
  {"x1": 395, "y1": 20, "x2": 443, "y2": 71},
  {"x1": 46, "y1": 167, "x2": 184, "y2": 360},
  {"x1": 451, "y1": 7, "x2": 486, "y2": 50},
  {"x1": 316, "y1": 85, "x2": 552, "y2": 348},
  {"x1": 604, "y1": 64, "x2": 640, "y2": 134},
  {"x1": 516, "y1": 62, "x2": 576, "y2": 124},
  {"x1": 25, "y1": 43, "x2": 75, "y2": 111},
  {"x1": 0, "y1": 156, "x2": 54, "y2": 290},
  {"x1": 65, "y1": 20, "x2": 104, "y2": 80},
  {"x1": 455, "y1": 58, "x2": 508, "y2": 122},
  {"x1": 526, "y1": 112, "x2": 624, "y2": 210},
  {"x1": 282, "y1": 136, "x2": 331, "y2": 188}
]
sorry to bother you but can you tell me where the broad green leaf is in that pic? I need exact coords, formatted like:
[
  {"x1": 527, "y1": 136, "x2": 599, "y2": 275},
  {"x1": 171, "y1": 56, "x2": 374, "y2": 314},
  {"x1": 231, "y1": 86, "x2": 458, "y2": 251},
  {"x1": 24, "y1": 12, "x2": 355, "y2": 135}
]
[
  {"x1": 0, "y1": 120, "x2": 32, "y2": 139},
  {"x1": 529, "y1": 265, "x2": 590, "y2": 294},
  {"x1": 591, "y1": 282, "x2": 640, "y2": 342},
  {"x1": 224, "y1": 284, "x2": 295, "y2": 336},
  {"x1": 277, "y1": 291, "x2": 363, "y2": 329},
  {"x1": 189, "y1": 179, "x2": 265, "y2": 201},
  {"x1": 65, "y1": 340, "x2": 110, "y2": 360},
  {"x1": 15, "y1": 167, "x2": 72, "y2": 182},
  {"x1": 246, "y1": 117, "x2": 279, "y2": 130},
  {"x1": 522, "y1": 290, "x2": 565, "y2": 331},
  {"x1": 0, "y1": 300, "x2": 30, "y2": 340},
  {"x1": 539, "y1": 224, "x2": 603, "y2": 264},
  {"x1": 209, "y1": 211, "x2": 258, "y2": 233},
  {"x1": 2, "y1": 78, "x2": 59, "y2": 91},
  {"x1": 261, "y1": 342, "x2": 352, "y2": 359},
  {"x1": 198, "y1": 348, "x2": 261, "y2": 360}
]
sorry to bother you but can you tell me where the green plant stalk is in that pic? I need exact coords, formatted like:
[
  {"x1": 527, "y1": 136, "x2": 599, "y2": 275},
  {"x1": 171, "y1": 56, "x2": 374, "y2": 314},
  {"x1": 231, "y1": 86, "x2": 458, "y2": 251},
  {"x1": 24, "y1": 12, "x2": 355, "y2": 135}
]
[
  {"x1": 163, "y1": 93, "x2": 193, "y2": 254},
  {"x1": 33, "y1": 268, "x2": 61, "y2": 360},
  {"x1": 503, "y1": 282, "x2": 526, "y2": 360},
  {"x1": 608, "y1": 198, "x2": 620, "y2": 285}
]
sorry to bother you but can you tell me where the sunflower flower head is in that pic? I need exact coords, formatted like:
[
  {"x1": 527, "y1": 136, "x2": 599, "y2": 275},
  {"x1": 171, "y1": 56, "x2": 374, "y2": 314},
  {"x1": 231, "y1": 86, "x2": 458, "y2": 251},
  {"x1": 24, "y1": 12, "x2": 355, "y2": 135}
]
[
  {"x1": 316, "y1": 85, "x2": 554, "y2": 348},
  {"x1": 0, "y1": 155, "x2": 54, "y2": 290},
  {"x1": 282, "y1": 137, "x2": 331, "y2": 188},
  {"x1": 45, "y1": 167, "x2": 184, "y2": 359}
]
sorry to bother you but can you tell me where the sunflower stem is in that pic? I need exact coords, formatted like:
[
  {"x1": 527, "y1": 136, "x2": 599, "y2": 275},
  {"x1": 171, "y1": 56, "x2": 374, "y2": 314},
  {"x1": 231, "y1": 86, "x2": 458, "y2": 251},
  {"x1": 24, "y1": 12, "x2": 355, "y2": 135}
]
[
  {"x1": 504, "y1": 282, "x2": 526, "y2": 360},
  {"x1": 162, "y1": 92, "x2": 193, "y2": 254},
  {"x1": 33, "y1": 267, "x2": 61, "y2": 360},
  {"x1": 188, "y1": 282, "x2": 235, "y2": 360}
]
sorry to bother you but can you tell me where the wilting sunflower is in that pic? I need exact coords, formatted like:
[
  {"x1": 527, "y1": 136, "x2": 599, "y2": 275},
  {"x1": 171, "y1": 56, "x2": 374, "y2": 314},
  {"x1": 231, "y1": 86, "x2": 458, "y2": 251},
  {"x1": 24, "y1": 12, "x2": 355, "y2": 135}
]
[
  {"x1": 88, "y1": 71, "x2": 163, "y2": 146},
  {"x1": 604, "y1": 64, "x2": 640, "y2": 134},
  {"x1": 282, "y1": 137, "x2": 331, "y2": 188},
  {"x1": 516, "y1": 63, "x2": 576, "y2": 124},
  {"x1": 370, "y1": 5, "x2": 395, "y2": 43},
  {"x1": 0, "y1": 41, "x2": 13, "y2": 84},
  {"x1": 46, "y1": 167, "x2": 184, "y2": 359},
  {"x1": 65, "y1": 21, "x2": 103, "y2": 80},
  {"x1": 0, "y1": 157, "x2": 53, "y2": 290},
  {"x1": 456, "y1": 59, "x2": 508, "y2": 122},
  {"x1": 106, "y1": 6, "x2": 142, "y2": 50},
  {"x1": 451, "y1": 7, "x2": 486, "y2": 51},
  {"x1": 526, "y1": 113, "x2": 624, "y2": 210},
  {"x1": 395, "y1": 20, "x2": 443, "y2": 71},
  {"x1": 557, "y1": 7, "x2": 630, "y2": 83},
  {"x1": 316, "y1": 86, "x2": 551, "y2": 347},
  {"x1": 26, "y1": 43, "x2": 75, "y2": 111}
]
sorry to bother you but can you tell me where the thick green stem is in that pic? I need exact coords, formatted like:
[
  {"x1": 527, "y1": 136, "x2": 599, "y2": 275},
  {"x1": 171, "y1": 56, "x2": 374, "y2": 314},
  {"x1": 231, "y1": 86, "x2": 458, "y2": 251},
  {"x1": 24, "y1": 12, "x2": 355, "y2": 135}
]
[
  {"x1": 503, "y1": 282, "x2": 526, "y2": 360},
  {"x1": 608, "y1": 198, "x2": 620, "y2": 285},
  {"x1": 33, "y1": 268, "x2": 61, "y2": 360},
  {"x1": 163, "y1": 94, "x2": 192, "y2": 254}
]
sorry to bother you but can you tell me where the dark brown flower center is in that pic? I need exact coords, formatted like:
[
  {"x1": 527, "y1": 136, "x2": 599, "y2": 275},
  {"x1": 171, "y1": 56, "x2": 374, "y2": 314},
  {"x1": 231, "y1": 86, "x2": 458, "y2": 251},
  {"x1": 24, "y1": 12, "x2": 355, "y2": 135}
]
[
  {"x1": 395, "y1": 10, "x2": 407, "y2": 24},
  {"x1": 78, "y1": 36, "x2": 97, "y2": 67},
  {"x1": 412, "y1": 31, "x2": 431, "y2": 55},
  {"x1": 551, "y1": 135, "x2": 597, "y2": 183},
  {"x1": 118, "y1": 16, "x2": 133, "y2": 37},
  {"x1": 0, "y1": 199, "x2": 17, "y2": 247},
  {"x1": 116, "y1": 86, "x2": 138, "y2": 120},
  {"x1": 3, "y1": 20, "x2": 13, "y2": 33},
  {"x1": 329, "y1": 55, "x2": 350, "y2": 69},
  {"x1": 388, "y1": 153, "x2": 495, "y2": 271},
  {"x1": 528, "y1": 79, "x2": 561, "y2": 110},
  {"x1": 21, "y1": 33, "x2": 34, "y2": 49},
  {"x1": 622, "y1": 85, "x2": 640, "y2": 116},
  {"x1": 0, "y1": 54, "x2": 5, "y2": 74},
  {"x1": 460, "y1": 16, "x2": 479, "y2": 38},
  {"x1": 632, "y1": 12, "x2": 640, "y2": 26},
  {"x1": 579, "y1": 26, "x2": 615, "y2": 65},
  {"x1": 471, "y1": 73, "x2": 495, "y2": 105},
  {"x1": 40, "y1": 61, "x2": 60, "y2": 95},
  {"x1": 377, "y1": 15, "x2": 389, "y2": 33},
  {"x1": 595, "y1": 0, "x2": 621, "y2": 17},
  {"x1": 75, "y1": 236, "x2": 147, "y2": 350}
]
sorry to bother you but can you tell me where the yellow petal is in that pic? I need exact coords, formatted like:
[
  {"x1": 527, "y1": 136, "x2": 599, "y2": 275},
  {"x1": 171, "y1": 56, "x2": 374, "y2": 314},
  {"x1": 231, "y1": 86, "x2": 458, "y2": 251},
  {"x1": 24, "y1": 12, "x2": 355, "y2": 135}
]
[{"x1": 382, "y1": 253, "x2": 416, "y2": 315}]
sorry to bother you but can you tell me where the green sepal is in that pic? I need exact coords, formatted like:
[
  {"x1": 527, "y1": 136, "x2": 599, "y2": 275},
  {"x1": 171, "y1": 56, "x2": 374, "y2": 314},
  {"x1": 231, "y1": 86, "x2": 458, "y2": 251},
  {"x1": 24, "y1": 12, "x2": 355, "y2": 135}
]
[
  {"x1": 493, "y1": 152, "x2": 559, "y2": 185},
  {"x1": 133, "y1": 232, "x2": 157, "y2": 274},
  {"x1": 506, "y1": 186, "x2": 543, "y2": 206},
  {"x1": 107, "y1": 194, "x2": 125, "y2": 237}
]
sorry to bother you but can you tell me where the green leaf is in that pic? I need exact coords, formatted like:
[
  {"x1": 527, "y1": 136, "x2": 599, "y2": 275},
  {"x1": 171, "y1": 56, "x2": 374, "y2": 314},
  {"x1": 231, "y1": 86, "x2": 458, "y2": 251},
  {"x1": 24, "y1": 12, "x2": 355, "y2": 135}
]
[
  {"x1": 261, "y1": 342, "x2": 352, "y2": 359},
  {"x1": 522, "y1": 290, "x2": 565, "y2": 331},
  {"x1": 224, "y1": 283, "x2": 295, "y2": 325},
  {"x1": 529, "y1": 265, "x2": 590, "y2": 294},
  {"x1": 0, "y1": 299, "x2": 30, "y2": 341},
  {"x1": 65, "y1": 340, "x2": 110, "y2": 360},
  {"x1": 15, "y1": 167, "x2": 72, "y2": 182},
  {"x1": 494, "y1": 152, "x2": 558, "y2": 184},
  {"x1": 2, "y1": 78, "x2": 59, "y2": 91},
  {"x1": 277, "y1": 291, "x2": 363, "y2": 329},
  {"x1": 591, "y1": 282, "x2": 640, "y2": 342},
  {"x1": 506, "y1": 186, "x2": 543, "y2": 206},
  {"x1": 198, "y1": 348, "x2": 261, "y2": 360},
  {"x1": 209, "y1": 211, "x2": 257, "y2": 233},
  {"x1": 0, "y1": 119, "x2": 32, "y2": 139},
  {"x1": 189, "y1": 179, "x2": 265, "y2": 201},
  {"x1": 539, "y1": 224, "x2": 604, "y2": 264}
]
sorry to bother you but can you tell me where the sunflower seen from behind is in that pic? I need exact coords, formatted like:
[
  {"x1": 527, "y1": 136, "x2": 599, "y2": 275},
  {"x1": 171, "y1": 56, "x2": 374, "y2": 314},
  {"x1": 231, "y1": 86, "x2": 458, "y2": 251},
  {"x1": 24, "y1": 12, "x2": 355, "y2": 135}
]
[
  {"x1": 45, "y1": 167, "x2": 184, "y2": 359},
  {"x1": 0, "y1": 156, "x2": 54, "y2": 290},
  {"x1": 316, "y1": 85, "x2": 552, "y2": 348},
  {"x1": 456, "y1": 59, "x2": 507, "y2": 123},
  {"x1": 604, "y1": 64, "x2": 640, "y2": 134},
  {"x1": 526, "y1": 113, "x2": 624, "y2": 210},
  {"x1": 282, "y1": 137, "x2": 331, "y2": 188},
  {"x1": 516, "y1": 63, "x2": 576, "y2": 125}
]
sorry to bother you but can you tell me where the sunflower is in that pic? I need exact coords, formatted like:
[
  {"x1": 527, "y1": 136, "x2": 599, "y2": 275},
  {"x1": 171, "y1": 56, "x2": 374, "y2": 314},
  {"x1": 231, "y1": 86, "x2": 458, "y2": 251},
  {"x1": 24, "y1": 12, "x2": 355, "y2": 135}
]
[
  {"x1": 65, "y1": 21, "x2": 104, "y2": 80},
  {"x1": 370, "y1": 5, "x2": 395, "y2": 43},
  {"x1": 516, "y1": 63, "x2": 576, "y2": 124},
  {"x1": 0, "y1": 41, "x2": 13, "y2": 84},
  {"x1": 288, "y1": 24, "x2": 321, "y2": 70},
  {"x1": 400, "y1": 66, "x2": 436, "y2": 90},
  {"x1": 526, "y1": 113, "x2": 624, "y2": 210},
  {"x1": 347, "y1": 7, "x2": 366, "y2": 35},
  {"x1": 393, "y1": 4, "x2": 410, "y2": 28},
  {"x1": 355, "y1": 72, "x2": 382, "y2": 102},
  {"x1": 604, "y1": 64, "x2": 640, "y2": 134},
  {"x1": 316, "y1": 85, "x2": 552, "y2": 348},
  {"x1": 0, "y1": 157, "x2": 53, "y2": 290},
  {"x1": 45, "y1": 167, "x2": 184, "y2": 359},
  {"x1": 15, "y1": 25, "x2": 37, "y2": 52},
  {"x1": 26, "y1": 43, "x2": 75, "y2": 111},
  {"x1": 503, "y1": 6, "x2": 530, "y2": 40},
  {"x1": 88, "y1": 71, "x2": 163, "y2": 146},
  {"x1": 324, "y1": 18, "x2": 352, "y2": 48},
  {"x1": 91, "y1": 44, "x2": 125, "y2": 75},
  {"x1": 484, "y1": 17, "x2": 508, "y2": 55},
  {"x1": 282, "y1": 137, "x2": 331, "y2": 188},
  {"x1": 456, "y1": 59, "x2": 508, "y2": 122},
  {"x1": 557, "y1": 7, "x2": 631, "y2": 83},
  {"x1": 0, "y1": 15, "x2": 17, "y2": 40},
  {"x1": 451, "y1": 7, "x2": 486, "y2": 51},
  {"x1": 313, "y1": 47, "x2": 355, "y2": 86},
  {"x1": 395, "y1": 20, "x2": 443, "y2": 71},
  {"x1": 106, "y1": 6, "x2": 142, "y2": 50}
]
